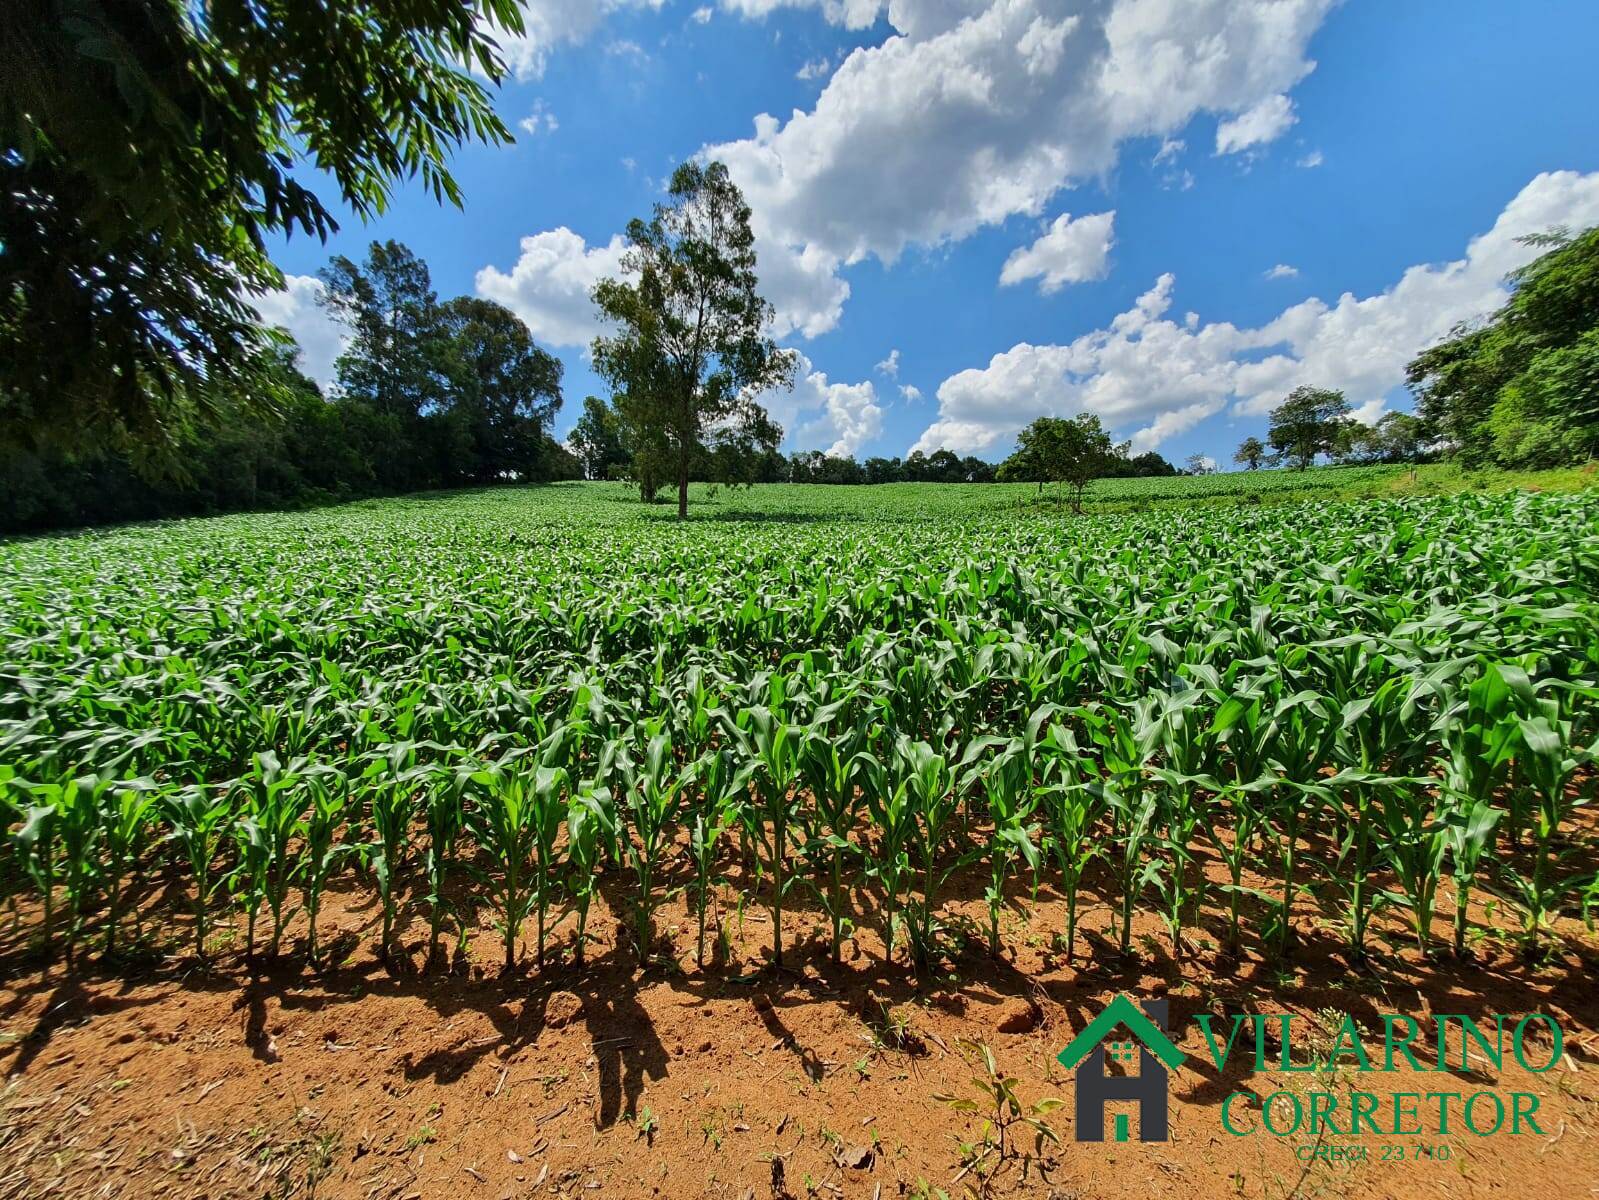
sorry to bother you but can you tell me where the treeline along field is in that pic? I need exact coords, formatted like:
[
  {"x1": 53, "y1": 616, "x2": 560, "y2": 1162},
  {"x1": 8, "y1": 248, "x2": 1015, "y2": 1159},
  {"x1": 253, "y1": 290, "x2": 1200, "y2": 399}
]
[{"x1": 1, "y1": 482, "x2": 1595, "y2": 978}]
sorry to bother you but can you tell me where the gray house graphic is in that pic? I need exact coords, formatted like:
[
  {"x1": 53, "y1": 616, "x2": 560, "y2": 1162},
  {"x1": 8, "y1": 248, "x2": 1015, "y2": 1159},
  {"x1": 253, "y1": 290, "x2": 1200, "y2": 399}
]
[{"x1": 1056, "y1": 995, "x2": 1185, "y2": 1143}]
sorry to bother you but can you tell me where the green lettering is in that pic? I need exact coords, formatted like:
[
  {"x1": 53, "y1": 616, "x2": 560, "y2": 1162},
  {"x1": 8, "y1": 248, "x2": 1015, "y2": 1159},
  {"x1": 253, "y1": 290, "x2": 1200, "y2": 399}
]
[
  {"x1": 1438, "y1": 1015, "x2": 1503, "y2": 1072},
  {"x1": 1278, "y1": 1015, "x2": 1314, "y2": 1073},
  {"x1": 1351, "y1": 1091, "x2": 1381, "y2": 1134},
  {"x1": 1309, "y1": 1091, "x2": 1341, "y2": 1135},
  {"x1": 1196, "y1": 1013, "x2": 1252, "y2": 1071},
  {"x1": 1263, "y1": 1091, "x2": 1303, "y2": 1136},
  {"x1": 1325, "y1": 1014, "x2": 1372, "y2": 1072},
  {"x1": 1464, "y1": 1092, "x2": 1504, "y2": 1136},
  {"x1": 1392, "y1": 1092, "x2": 1421, "y2": 1136},
  {"x1": 1511, "y1": 1092, "x2": 1543, "y2": 1135},
  {"x1": 1513, "y1": 1014, "x2": 1563, "y2": 1073},
  {"x1": 1253, "y1": 1014, "x2": 1271, "y2": 1072},
  {"x1": 1382, "y1": 1014, "x2": 1423, "y2": 1072},
  {"x1": 1222, "y1": 1091, "x2": 1255, "y2": 1136},
  {"x1": 1427, "y1": 1091, "x2": 1463, "y2": 1135}
]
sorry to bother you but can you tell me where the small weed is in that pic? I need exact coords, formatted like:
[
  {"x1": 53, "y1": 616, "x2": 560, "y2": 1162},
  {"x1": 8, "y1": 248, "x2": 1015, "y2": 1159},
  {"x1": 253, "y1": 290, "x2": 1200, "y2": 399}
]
[
  {"x1": 633, "y1": 1106, "x2": 658, "y2": 1146},
  {"x1": 403, "y1": 1125, "x2": 437, "y2": 1150}
]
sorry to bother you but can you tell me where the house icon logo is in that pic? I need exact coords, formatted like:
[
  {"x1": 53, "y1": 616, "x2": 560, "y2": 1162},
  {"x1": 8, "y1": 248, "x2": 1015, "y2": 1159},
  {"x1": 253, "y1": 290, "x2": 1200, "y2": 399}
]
[{"x1": 1056, "y1": 995, "x2": 1185, "y2": 1143}]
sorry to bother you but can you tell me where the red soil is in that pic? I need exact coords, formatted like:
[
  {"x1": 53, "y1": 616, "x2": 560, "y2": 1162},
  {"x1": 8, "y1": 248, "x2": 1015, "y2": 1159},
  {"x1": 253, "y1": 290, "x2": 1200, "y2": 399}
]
[{"x1": 2, "y1": 842, "x2": 1596, "y2": 1200}]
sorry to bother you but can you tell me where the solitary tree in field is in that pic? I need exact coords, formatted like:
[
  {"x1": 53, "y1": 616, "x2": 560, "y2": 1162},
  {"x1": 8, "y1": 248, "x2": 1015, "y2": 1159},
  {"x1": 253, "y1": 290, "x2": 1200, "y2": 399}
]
[
  {"x1": 1234, "y1": 436, "x2": 1267, "y2": 470},
  {"x1": 998, "y1": 413, "x2": 1127, "y2": 513},
  {"x1": 1267, "y1": 386, "x2": 1352, "y2": 469},
  {"x1": 1, "y1": 0, "x2": 525, "y2": 466},
  {"x1": 591, "y1": 161, "x2": 796, "y2": 518}
]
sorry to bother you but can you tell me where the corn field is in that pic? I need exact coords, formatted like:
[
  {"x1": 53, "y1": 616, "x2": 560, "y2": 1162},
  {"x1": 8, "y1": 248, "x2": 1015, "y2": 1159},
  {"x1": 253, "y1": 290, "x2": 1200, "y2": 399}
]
[{"x1": 2, "y1": 484, "x2": 1596, "y2": 977}]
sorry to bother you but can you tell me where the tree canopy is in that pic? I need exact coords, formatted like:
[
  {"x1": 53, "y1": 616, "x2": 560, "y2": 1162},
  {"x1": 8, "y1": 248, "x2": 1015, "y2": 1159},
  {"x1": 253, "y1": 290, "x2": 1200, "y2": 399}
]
[
  {"x1": 996, "y1": 413, "x2": 1128, "y2": 511},
  {"x1": 1408, "y1": 226, "x2": 1599, "y2": 468},
  {"x1": 0, "y1": 0, "x2": 523, "y2": 465},
  {"x1": 1234, "y1": 436, "x2": 1267, "y2": 470},
  {"x1": 591, "y1": 161, "x2": 796, "y2": 516},
  {"x1": 2, "y1": 240, "x2": 574, "y2": 533},
  {"x1": 1267, "y1": 386, "x2": 1353, "y2": 469},
  {"x1": 569, "y1": 395, "x2": 632, "y2": 482}
]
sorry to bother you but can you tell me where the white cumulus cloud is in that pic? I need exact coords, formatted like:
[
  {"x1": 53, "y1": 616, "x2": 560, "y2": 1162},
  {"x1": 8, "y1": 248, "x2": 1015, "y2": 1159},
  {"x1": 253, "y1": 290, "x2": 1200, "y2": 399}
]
[
  {"x1": 718, "y1": 0, "x2": 886, "y2": 29},
  {"x1": 518, "y1": 100, "x2": 559, "y2": 136},
  {"x1": 910, "y1": 170, "x2": 1599, "y2": 456},
  {"x1": 254, "y1": 275, "x2": 346, "y2": 390},
  {"x1": 1264, "y1": 263, "x2": 1299, "y2": 279},
  {"x1": 1215, "y1": 92, "x2": 1296, "y2": 155},
  {"x1": 491, "y1": 0, "x2": 665, "y2": 80},
  {"x1": 797, "y1": 54, "x2": 834, "y2": 80},
  {"x1": 875, "y1": 348, "x2": 901, "y2": 376},
  {"x1": 756, "y1": 352, "x2": 883, "y2": 456},
  {"x1": 476, "y1": 222, "x2": 847, "y2": 344},
  {"x1": 1152, "y1": 137, "x2": 1184, "y2": 165},
  {"x1": 1000, "y1": 210, "x2": 1115, "y2": 294},
  {"x1": 705, "y1": 0, "x2": 1336, "y2": 328},
  {"x1": 474, "y1": 228, "x2": 631, "y2": 348}
]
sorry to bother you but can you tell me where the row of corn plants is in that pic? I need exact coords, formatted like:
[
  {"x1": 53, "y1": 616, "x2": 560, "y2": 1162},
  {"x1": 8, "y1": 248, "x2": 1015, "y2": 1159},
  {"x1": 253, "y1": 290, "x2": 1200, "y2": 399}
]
[
  {"x1": 2, "y1": 652, "x2": 1593, "y2": 974},
  {"x1": 1, "y1": 489, "x2": 1595, "y2": 976}
]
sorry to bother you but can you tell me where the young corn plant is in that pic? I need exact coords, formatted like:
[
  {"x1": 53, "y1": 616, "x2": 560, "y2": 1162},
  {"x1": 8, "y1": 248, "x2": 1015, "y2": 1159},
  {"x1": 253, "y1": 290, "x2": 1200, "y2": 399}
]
[
  {"x1": 1437, "y1": 665, "x2": 1522, "y2": 957},
  {"x1": 1150, "y1": 684, "x2": 1211, "y2": 959},
  {"x1": 1033, "y1": 715, "x2": 1101, "y2": 963},
  {"x1": 98, "y1": 778, "x2": 160, "y2": 958},
  {"x1": 1081, "y1": 700, "x2": 1163, "y2": 957},
  {"x1": 898, "y1": 736, "x2": 963, "y2": 975},
  {"x1": 233, "y1": 751, "x2": 308, "y2": 959},
  {"x1": 616, "y1": 725, "x2": 692, "y2": 964},
  {"x1": 9, "y1": 791, "x2": 59, "y2": 962},
  {"x1": 1506, "y1": 695, "x2": 1592, "y2": 956},
  {"x1": 1262, "y1": 687, "x2": 1337, "y2": 959},
  {"x1": 56, "y1": 775, "x2": 109, "y2": 966},
  {"x1": 421, "y1": 761, "x2": 467, "y2": 969},
  {"x1": 565, "y1": 781, "x2": 616, "y2": 966},
  {"x1": 162, "y1": 783, "x2": 233, "y2": 963},
  {"x1": 362, "y1": 742, "x2": 426, "y2": 962},
  {"x1": 524, "y1": 751, "x2": 571, "y2": 969},
  {"x1": 464, "y1": 763, "x2": 566, "y2": 973},
  {"x1": 1330, "y1": 671, "x2": 1415, "y2": 963},
  {"x1": 857, "y1": 749, "x2": 915, "y2": 963},
  {"x1": 723, "y1": 704, "x2": 804, "y2": 970},
  {"x1": 1206, "y1": 682, "x2": 1274, "y2": 956},
  {"x1": 965, "y1": 737, "x2": 1040, "y2": 959},
  {"x1": 1101, "y1": 780, "x2": 1162, "y2": 958},
  {"x1": 689, "y1": 747, "x2": 748, "y2": 967},
  {"x1": 1442, "y1": 795, "x2": 1502, "y2": 959},
  {"x1": 798, "y1": 725, "x2": 864, "y2": 965},
  {"x1": 1379, "y1": 781, "x2": 1450, "y2": 957},
  {"x1": 298, "y1": 765, "x2": 353, "y2": 968}
]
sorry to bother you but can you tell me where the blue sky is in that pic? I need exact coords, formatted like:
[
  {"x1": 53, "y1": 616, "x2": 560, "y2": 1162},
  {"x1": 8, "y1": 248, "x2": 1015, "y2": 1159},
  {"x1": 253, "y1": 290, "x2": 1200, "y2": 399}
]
[{"x1": 260, "y1": 0, "x2": 1599, "y2": 469}]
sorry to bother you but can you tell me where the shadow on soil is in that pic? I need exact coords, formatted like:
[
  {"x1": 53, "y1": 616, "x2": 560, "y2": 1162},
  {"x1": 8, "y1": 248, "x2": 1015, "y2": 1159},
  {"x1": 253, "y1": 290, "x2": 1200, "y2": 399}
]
[{"x1": 3, "y1": 838, "x2": 1596, "y2": 1131}]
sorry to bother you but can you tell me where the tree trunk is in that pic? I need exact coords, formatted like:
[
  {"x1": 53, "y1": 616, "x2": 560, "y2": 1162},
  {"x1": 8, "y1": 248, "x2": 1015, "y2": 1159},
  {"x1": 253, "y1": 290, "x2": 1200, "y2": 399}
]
[{"x1": 677, "y1": 454, "x2": 689, "y2": 519}]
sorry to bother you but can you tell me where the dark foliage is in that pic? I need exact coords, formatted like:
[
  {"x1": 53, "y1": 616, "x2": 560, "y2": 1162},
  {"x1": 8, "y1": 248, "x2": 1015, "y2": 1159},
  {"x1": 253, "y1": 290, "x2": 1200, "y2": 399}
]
[
  {"x1": 1, "y1": 0, "x2": 524, "y2": 466},
  {"x1": 1409, "y1": 227, "x2": 1599, "y2": 467},
  {"x1": 2, "y1": 241, "x2": 572, "y2": 534}
]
